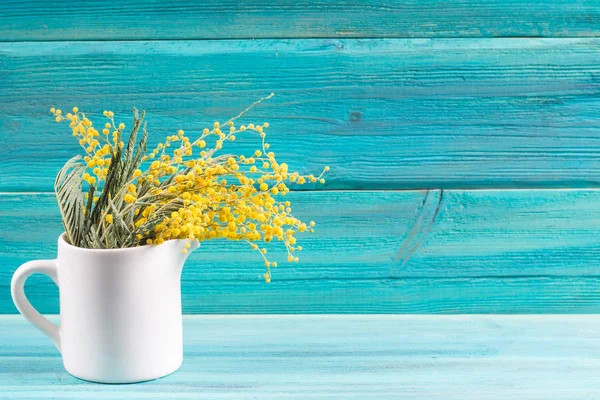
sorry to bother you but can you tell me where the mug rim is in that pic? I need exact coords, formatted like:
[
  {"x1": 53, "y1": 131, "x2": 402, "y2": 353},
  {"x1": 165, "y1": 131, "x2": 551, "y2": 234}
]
[{"x1": 58, "y1": 232, "x2": 196, "y2": 253}]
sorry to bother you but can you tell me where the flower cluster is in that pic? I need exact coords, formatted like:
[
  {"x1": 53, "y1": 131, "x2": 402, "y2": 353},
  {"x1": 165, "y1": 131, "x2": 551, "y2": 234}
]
[{"x1": 51, "y1": 96, "x2": 328, "y2": 282}]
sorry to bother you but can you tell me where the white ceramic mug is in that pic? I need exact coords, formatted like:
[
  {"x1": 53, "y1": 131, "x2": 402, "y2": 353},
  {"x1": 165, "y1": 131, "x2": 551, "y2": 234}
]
[{"x1": 11, "y1": 233, "x2": 199, "y2": 383}]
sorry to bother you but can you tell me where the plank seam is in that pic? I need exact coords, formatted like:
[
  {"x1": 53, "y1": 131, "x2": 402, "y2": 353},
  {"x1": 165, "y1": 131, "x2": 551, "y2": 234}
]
[
  {"x1": 2, "y1": 35, "x2": 599, "y2": 44},
  {"x1": 4, "y1": 276, "x2": 600, "y2": 286},
  {"x1": 2, "y1": 188, "x2": 600, "y2": 196}
]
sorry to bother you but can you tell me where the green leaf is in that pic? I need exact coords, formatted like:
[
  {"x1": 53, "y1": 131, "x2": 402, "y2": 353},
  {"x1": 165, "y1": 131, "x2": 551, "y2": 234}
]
[{"x1": 54, "y1": 156, "x2": 86, "y2": 247}]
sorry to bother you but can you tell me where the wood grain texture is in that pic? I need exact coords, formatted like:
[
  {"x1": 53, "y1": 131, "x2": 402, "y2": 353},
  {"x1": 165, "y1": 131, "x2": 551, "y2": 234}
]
[
  {"x1": 2, "y1": 189, "x2": 600, "y2": 313},
  {"x1": 2, "y1": 39, "x2": 600, "y2": 191},
  {"x1": 1, "y1": 315, "x2": 600, "y2": 399},
  {"x1": 16, "y1": 276, "x2": 600, "y2": 314},
  {"x1": 1, "y1": 0, "x2": 600, "y2": 40}
]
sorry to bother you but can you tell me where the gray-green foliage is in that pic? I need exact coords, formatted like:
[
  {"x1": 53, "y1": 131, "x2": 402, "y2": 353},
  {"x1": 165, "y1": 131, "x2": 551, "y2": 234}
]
[{"x1": 54, "y1": 109, "x2": 148, "y2": 249}]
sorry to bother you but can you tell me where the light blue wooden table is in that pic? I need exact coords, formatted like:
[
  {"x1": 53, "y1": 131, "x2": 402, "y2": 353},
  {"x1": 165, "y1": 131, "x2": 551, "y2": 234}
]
[
  {"x1": 2, "y1": 315, "x2": 600, "y2": 399},
  {"x1": 1, "y1": 1, "x2": 600, "y2": 397}
]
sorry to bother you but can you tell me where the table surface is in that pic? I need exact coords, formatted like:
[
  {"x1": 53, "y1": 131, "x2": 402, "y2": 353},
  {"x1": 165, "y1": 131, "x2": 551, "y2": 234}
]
[{"x1": 1, "y1": 315, "x2": 599, "y2": 399}]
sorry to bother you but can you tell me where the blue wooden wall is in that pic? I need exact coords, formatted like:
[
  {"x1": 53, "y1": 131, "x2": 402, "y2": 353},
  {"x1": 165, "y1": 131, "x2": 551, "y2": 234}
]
[{"x1": 1, "y1": 1, "x2": 600, "y2": 313}]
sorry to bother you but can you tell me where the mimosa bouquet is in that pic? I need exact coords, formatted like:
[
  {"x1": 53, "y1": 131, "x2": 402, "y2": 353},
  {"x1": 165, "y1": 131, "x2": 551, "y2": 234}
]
[{"x1": 50, "y1": 95, "x2": 328, "y2": 282}]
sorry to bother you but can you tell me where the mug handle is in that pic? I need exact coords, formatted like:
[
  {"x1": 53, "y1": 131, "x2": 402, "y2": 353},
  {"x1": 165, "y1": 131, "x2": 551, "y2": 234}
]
[{"x1": 11, "y1": 259, "x2": 61, "y2": 352}]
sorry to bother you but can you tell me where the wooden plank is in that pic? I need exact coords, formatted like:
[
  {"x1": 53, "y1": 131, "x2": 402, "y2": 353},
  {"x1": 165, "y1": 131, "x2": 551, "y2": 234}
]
[
  {"x1": 13, "y1": 276, "x2": 600, "y2": 314},
  {"x1": 1, "y1": 1, "x2": 600, "y2": 40},
  {"x1": 1, "y1": 315, "x2": 600, "y2": 398},
  {"x1": 2, "y1": 39, "x2": 600, "y2": 191},
  {"x1": 2, "y1": 189, "x2": 600, "y2": 313}
]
